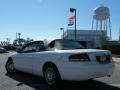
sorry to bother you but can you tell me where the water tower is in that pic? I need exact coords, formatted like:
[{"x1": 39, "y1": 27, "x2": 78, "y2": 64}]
[{"x1": 92, "y1": 5, "x2": 112, "y2": 40}]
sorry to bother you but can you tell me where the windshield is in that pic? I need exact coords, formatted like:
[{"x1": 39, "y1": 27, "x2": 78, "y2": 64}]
[{"x1": 54, "y1": 40, "x2": 85, "y2": 50}]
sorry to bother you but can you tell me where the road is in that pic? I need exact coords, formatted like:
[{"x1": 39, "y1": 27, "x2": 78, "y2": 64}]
[{"x1": 0, "y1": 52, "x2": 120, "y2": 90}]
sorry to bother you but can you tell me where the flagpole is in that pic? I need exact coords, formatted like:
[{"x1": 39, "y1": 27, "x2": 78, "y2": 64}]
[
  {"x1": 75, "y1": 9, "x2": 76, "y2": 40},
  {"x1": 70, "y1": 8, "x2": 77, "y2": 40}
]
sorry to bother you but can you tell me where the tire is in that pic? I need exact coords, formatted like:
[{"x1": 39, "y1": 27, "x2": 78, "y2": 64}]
[
  {"x1": 5, "y1": 59, "x2": 16, "y2": 73},
  {"x1": 43, "y1": 65, "x2": 61, "y2": 86}
]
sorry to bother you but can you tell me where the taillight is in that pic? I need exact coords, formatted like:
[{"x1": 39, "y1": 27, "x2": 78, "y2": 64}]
[
  {"x1": 96, "y1": 55, "x2": 111, "y2": 64},
  {"x1": 69, "y1": 53, "x2": 90, "y2": 62}
]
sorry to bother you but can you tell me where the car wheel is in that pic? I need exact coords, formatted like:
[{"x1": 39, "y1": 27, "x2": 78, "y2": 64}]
[
  {"x1": 5, "y1": 59, "x2": 16, "y2": 73},
  {"x1": 44, "y1": 65, "x2": 60, "y2": 86}
]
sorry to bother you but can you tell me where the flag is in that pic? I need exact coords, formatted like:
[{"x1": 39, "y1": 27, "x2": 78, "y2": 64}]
[{"x1": 68, "y1": 15, "x2": 75, "y2": 26}]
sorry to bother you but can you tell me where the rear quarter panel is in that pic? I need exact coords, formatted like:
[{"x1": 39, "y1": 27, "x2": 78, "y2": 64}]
[{"x1": 32, "y1": 51, "x2": 69, "y2": 76}]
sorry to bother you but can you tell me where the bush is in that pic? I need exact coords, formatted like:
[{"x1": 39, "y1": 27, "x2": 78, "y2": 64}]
[{"x1": 102, "y1": 44, "x2": 120, "y2": 54}]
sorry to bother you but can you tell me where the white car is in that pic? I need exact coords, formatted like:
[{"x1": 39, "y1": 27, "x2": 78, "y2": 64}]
[{"x1": 5, "y1": 39, "x2": 115, "y2": 86}]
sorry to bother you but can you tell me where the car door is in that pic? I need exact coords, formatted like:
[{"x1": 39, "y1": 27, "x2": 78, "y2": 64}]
[
  {"x1": 32, "y1": 42, "x2": 46, "y2": 76},
  {"x1": 14, "y1": 42, "x2": 39, "y2": 74}
]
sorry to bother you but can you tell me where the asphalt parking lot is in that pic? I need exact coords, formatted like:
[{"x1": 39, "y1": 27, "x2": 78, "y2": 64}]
[{"x1": 0, "y1": 52, "x2": 120, "y2": 90}]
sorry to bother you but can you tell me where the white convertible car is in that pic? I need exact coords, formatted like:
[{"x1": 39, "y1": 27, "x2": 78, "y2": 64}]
[{"x1": 5, "y1": 39, "x2": 115, "y2": 86}]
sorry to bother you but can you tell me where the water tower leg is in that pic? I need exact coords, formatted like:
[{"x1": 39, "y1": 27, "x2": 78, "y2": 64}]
[
  {"x1": 92, "y1": 18, "x2": 94, "y2": 30},
  {"x1": 105, "y1": 19, "x2": 108, "y2": 34},
  {"x1": 100, "y1": 20, "x2": 102, "y2": 30},
  {"x1": 104, "y1": 20, "x2": 106, "y2": 31},
  {"x1": 96, "y1": 20, "x2": 98, "y2": 30},
  {"x1": 109, "y1": 17, "x2": 112, "y2": 40}
]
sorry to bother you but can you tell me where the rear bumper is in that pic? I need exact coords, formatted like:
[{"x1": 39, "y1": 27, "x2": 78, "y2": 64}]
[{"x1": 59, "y1": 62, "x2": 115, "y2": 81}]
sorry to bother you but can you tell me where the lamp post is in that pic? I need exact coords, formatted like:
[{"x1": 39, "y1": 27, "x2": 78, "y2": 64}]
[
  {"x1": 60, "y1": 28, "x2": 64, "y2": 39},
  {"x1": 70, "y1": 8, "x2": 76, "y2": 40},
  {"x1": 18, "y1": 33, "x2": 21, "y2": 40},
  {"x1": 18, "y1": 33, "x2": 21, "y2": 45}
]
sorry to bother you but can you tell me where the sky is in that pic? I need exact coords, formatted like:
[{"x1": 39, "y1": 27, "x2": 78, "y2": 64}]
[{"x1": 0, "y1": 0, "x2": 120, "y2": 43}]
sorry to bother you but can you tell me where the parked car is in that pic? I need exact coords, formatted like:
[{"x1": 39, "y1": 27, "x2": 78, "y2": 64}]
[
  {"x1": 0, "y1": 47, "x2": 6, "y2": 53},
  {"x1": 5, "y1": 39, "x2": 115, "y2": 86},
  {"x1": 3, "y1": 45, "x2": 16, "y2": 51}
]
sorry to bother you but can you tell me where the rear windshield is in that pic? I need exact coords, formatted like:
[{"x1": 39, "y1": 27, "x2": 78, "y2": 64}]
[{"x1": 53, "y1": 40, "x2": 85, "y2": 50}]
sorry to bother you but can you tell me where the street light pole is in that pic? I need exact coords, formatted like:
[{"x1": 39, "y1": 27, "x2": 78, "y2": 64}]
[
  {"x1": 18, "y1": 33, "x2": 21, "y2": 45},
  {"x1": 60, "y1": 28, "x2": 64, "y2": 39},
  {"x1": 70, "y1": 8, "x2": 77, "y2": 40},
  {"x1": 18, "y1": 33, "x2": 21, "y2": 40}
]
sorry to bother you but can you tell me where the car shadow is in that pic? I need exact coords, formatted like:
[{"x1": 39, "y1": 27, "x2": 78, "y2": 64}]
[{"x1": 6, "y1": 72, "x2": 120, "y2": 90}]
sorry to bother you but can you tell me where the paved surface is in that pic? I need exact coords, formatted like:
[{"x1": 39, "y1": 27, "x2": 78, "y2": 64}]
[
  {"x1": 113, "y1": 57, "x2": 120, "y2": 64},
  {"x1": 0, "y1": 52, "x2": 120, "y2": 90}
]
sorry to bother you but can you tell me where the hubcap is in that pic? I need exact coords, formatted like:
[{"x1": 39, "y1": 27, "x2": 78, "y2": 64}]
[
  {"x1": 45, "y1": 68, "x2": 56, "y2": 85},
  {"x1": 7, "y1": 61, "x2": 15, "y2": 72}
]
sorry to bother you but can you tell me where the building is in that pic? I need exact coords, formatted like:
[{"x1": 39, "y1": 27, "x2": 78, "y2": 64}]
[{"x1": 62, "y1": 29, "x2": 107, "y2": 48}]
